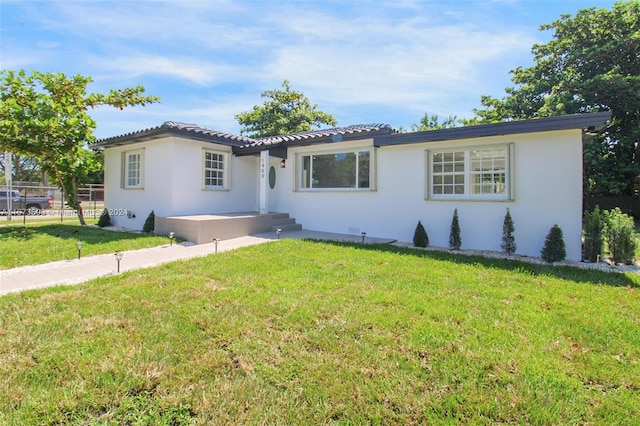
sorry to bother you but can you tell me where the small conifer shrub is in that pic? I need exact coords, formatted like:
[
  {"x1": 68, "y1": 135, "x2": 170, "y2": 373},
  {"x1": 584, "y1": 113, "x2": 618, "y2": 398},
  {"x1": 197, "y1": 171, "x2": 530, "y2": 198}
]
[
  {"x1": 413, "y1": 220, "x2": 429, "y2": 248},
  {"x1": 143, "y1": 210, "x2": 155, "y2": 233},
  {"x1": 449, "y1": 208, "x2": 461, "y2": 250},
  {"x1": 97, "y1": 208, "x2": 111, "y2": 228},
  {"x1": 583, "y1": 205, "x2": 605, "y2": 262},
  {"x1": 541, "y1": 224, "x2": 566, "y2": 263},
  {"x1": 501, "y1": 208, "x2": 517, "y2": 256},
  {"x1": 604, "y1": 207, "x2": 637, "y2": 265}
]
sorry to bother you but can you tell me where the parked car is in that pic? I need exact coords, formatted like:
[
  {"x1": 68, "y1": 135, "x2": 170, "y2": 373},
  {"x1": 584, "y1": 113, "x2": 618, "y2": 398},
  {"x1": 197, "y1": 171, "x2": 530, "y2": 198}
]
[{"x1": 0, "y1": 189, "x2": 53, "y2": 215}]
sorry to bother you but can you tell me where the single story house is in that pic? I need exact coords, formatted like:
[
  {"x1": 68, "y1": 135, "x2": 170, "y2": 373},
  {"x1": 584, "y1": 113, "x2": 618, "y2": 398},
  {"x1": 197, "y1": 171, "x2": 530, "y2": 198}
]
[{"x1": 93, "y1": 111, "x2": 611, "y2": 261}]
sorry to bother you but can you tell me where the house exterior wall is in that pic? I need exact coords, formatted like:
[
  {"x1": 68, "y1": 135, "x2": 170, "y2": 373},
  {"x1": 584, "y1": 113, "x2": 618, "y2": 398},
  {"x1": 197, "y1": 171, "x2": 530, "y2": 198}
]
[
  {"x1": 277, "y1": 129, "x2": 584, "y2": 261},
  {"x1": 103, "y1": 136, "x2": 259, "y2": 230}
]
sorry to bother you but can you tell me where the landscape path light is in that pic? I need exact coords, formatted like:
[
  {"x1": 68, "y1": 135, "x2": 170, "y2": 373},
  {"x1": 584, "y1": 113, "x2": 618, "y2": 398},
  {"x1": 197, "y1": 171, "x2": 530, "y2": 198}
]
[
  {"x1": 169, "y1": 232, "x2": 175, "y2": 246},
  {"x1": 76, "y1": 241, "x2": 83, "y2": 260},
  {"x1": 213, "y1": 238, "x2": 219, "y2": 254},
  {"x1": 361, "y1": 232, "x2": 367, "y2": 244},
  {"x1": 114, "y1": 252, "x2": 123, "y2": 273},
  {"x1": 276, "y1": 228, "x2": 282, "y2": 240}
]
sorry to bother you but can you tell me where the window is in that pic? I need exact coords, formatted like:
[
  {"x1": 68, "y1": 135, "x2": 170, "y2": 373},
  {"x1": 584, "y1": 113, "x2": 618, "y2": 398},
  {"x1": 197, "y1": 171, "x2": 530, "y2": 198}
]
[
  {"x1": 429, "y1": 145, "x2": 510, "y2": 200},
  {"x1": 299, "y1": 150, "x2": 372, "y2": 190},
  {"x1": 203, "y1": 150, "x2": 227, "y2": 189},
  {"x1": 123, "y1": 149, "x2": 144, "y2": 189}
]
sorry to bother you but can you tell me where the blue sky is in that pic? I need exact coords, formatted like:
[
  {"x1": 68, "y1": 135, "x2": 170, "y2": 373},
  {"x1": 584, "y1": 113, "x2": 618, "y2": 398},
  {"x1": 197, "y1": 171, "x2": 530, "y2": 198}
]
[{"x1": 1, "y1": 0, "x2": 618, "y2": 139}]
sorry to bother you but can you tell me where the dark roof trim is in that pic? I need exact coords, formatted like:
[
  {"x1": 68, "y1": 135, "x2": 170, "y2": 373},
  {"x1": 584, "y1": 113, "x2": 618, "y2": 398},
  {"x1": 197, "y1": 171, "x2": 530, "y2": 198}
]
[
  {"x1": 92, "y1": 121, "x2": 254, "y2": 148},
  {"x1": 377, "y1": 112, "x2": 612, "y2": 147}
]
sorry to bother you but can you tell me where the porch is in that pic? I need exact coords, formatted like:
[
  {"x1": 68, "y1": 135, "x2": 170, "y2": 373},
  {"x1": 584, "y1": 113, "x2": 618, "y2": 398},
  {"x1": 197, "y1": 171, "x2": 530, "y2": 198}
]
[{"x1": 155, "y1": 212, "x2": 301, "y2": 244}]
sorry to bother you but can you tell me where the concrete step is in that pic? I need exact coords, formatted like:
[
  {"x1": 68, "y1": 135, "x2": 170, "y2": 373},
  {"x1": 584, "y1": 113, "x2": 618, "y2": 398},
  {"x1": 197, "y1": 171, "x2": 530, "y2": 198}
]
[
  {"x1": 271, "y1": 217, "x2": 296, "y2": 227},
  {"x1": 272, "y1": 223, "x2": 302, "y2": 232}
]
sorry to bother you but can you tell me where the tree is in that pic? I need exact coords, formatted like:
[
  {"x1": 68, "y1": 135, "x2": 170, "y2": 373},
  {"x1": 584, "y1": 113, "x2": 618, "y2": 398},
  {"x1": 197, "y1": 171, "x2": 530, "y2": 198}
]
[
  {"x1": 541, "y1": 225, "x2": 567, "y2": 263},
  {"x1": 0, "y1": 70, "x2": 159, "y2": 224},
  {"x1": 413, "y1": 220, "x2": 429, "y2": 248},
  {"x1": 501, "y1": 208, "x2": 517, "y2": 256},
  {"x1": 0, "y1": 153, "x2": 42, "y2": 184},
  {"x1": 470, "y1": 1, "x2": 640, "y2": 196},
  {"x1": 411, "y1": 113, "x2": 459, "y2": 132},
  {"x1": 235, "y1": 80, "x2": 337, "y2": 138},
  {"x1": 583, "y1": 205, "x2": 605, "y2": 262},
  {"x1": 449, "y1": 208, "x2": 461, "y2": 250}
]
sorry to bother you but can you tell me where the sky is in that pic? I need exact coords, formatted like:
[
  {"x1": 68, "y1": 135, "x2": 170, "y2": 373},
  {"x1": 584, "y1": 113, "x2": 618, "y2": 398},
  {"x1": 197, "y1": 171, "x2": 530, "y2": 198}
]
[{"x1": 1, "y1": 0, "x2": 619, "y2": 139}]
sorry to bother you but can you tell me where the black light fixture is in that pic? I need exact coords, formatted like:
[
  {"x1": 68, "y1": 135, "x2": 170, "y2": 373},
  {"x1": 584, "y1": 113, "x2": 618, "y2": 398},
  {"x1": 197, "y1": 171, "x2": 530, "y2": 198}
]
[
  {"x1": 76, "y1": 241, "x2": 83, "y2": 260},
  {"x1": 280, "y1": 159, "x2": 286, "y2": 168},
  {"x1": 114, "y1": 252, "x2": 123, "y2": 273},
  {"x1": 276, "y1": 228, "x2": 282, "y2": 240},
  {"x1": 169, "y1": 232, "x2": 175, "y2": 246},
  {"x1": 361, "y1": 232, "x2": 367, "y2": 244}
]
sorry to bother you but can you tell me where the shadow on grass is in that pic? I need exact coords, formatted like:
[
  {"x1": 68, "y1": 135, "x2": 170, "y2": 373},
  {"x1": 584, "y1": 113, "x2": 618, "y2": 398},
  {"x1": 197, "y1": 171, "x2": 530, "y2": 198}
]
[
  {"x1": 304, "y1": 239, "x2": 640, "y2": 289},
  {"x1": 0, "y1": 224, "x2": 156, "y2": 245}
]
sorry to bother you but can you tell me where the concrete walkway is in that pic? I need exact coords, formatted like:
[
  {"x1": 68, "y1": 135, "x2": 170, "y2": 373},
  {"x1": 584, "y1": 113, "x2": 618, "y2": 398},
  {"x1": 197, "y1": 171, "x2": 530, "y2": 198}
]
[{"x1": 0, "y1": 230, "x2": 395, "y2": 296}]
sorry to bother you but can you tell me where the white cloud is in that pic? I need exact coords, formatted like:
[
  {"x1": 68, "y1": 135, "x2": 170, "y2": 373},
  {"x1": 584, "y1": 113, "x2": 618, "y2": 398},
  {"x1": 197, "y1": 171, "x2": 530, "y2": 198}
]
[{"x1": 91, "y1": 54, "x2": 240, "y2": 86}]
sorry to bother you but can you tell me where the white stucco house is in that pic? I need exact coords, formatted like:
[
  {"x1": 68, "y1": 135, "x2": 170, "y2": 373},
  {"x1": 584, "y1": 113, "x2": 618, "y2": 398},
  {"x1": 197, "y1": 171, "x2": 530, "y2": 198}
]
[{"x1": 93, "y1": 111, "x2": 611, "y2": 261}]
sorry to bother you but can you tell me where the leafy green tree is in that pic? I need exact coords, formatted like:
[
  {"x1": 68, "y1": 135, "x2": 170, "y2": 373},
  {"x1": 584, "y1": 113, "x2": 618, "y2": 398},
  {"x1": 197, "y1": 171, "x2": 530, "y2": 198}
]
[
  {"x1": 0, "y1": 153, "x2": 41, "y2": 184},
  {"x1": 469, "y1": 1, "x2": 640, "y2": 196},
  {"x1": 449, "y1": 209, "x2": 461, "y2": 250},
  {"x1": 0, "y1": 70, "x2": 158, "y2": 224},
  {"x1": 411, "y1": 113, "x2": 459, "y2": 131},
  {"x1": 235, "y1": 80, "x2": 337, "y2": 138}
]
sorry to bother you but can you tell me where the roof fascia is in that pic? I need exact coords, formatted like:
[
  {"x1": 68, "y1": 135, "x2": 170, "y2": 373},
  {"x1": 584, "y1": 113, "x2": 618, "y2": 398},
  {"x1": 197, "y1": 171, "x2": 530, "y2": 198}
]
[{"x1": 376, "y1": 112, "x2": 612, "y2": 147}]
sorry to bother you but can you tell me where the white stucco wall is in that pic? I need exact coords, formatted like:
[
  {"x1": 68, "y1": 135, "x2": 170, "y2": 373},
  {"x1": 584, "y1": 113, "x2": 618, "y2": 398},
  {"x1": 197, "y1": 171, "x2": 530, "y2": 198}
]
[
  {"x1": 277, "y1": 129, "x2": 584, "y2": 261},
  {"x1": 103, "y1": 136, "x2": 259, "y2": 230}
]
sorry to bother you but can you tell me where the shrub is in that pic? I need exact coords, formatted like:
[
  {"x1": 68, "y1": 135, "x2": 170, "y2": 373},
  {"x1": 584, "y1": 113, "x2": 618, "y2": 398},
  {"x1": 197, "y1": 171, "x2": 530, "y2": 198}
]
[
  {"x1": 583, "y1": 205, "x2": 605, "y2": 262},
  {"x1": 501, "y1": 208, "x2": 516, "y2": 256},
  {"x1": 143, "y1": 210, "x2": 155, "y2": 233},
  {"x1": 604, "y1": 207, "x2": 637, "y2": 265},
  {"x1": 413, "y1": 221, "x2": 429, "y2": 248},
  {"x1": 449, "y1": 209, "x2": 461, "y2": 250},
  {"x1": 541, "y1": 224, "x2": 566, "y2": 263},
  {"x1": 97, "y1": 208, "x2": 111, "y2": 228}
]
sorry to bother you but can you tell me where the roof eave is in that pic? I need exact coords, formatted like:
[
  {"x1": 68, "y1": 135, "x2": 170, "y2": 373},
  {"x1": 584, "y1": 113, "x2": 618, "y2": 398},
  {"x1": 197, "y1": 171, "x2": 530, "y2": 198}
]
[{"x1": 377, "y1": 112, "x2": 612, "y2": 147}]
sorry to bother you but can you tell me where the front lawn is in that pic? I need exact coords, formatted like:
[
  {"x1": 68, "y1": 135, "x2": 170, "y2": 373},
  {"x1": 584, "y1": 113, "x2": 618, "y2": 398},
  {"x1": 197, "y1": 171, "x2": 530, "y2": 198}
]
[
  {"x1": 0, "y1": 222, "x2": 171, "y2": 269},
  {"x1": 0, "y1": 240, "x2": 638, "y2": 424}
]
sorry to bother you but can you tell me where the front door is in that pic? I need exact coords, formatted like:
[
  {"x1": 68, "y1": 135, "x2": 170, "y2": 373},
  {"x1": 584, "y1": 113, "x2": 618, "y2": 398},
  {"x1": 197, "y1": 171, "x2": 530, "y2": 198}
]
[{"x1": 268, "y1": 158, "x2": 279, "y2": 212}]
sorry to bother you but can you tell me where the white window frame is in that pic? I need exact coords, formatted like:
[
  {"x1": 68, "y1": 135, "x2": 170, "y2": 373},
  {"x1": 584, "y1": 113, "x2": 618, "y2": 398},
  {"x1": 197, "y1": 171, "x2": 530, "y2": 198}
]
[
  {"x1": 426, "y1": 144, "x2": 513, "y2": 201},
  {"x1": 295, "y1": 144, "x2": 376, "y2": 191},
  {"x1": 202, "y1": 149, "x2": 230, "y2": 190},
  {"x1": 123, "y1": 149, "x2": 144, "y2": 189}
]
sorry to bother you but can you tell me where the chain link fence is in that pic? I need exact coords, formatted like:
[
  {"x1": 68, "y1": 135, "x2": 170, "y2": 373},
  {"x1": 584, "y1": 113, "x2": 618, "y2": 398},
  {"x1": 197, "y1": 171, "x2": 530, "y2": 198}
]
[{"x1": 1, "y1": 183, "x2": 104, "y2": 221}]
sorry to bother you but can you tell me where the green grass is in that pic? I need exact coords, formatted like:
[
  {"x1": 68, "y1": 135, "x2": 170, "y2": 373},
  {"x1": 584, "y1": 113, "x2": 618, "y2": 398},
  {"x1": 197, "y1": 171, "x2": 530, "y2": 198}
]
[
  {"x1": 0, "y1": 221, "x2": 171, "y2": 269},
  {"x1": 1, "y1": 240, "x2": 639, "y2": 424}
]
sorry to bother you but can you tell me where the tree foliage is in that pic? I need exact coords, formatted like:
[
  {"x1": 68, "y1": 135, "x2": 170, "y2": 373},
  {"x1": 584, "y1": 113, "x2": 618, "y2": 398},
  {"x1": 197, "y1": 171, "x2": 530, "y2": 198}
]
[
  {"x1": 583, "y1": 205, "x2": 606, "y2": 262},
  {"x1": 449, "y1": 209, "x2": 461, "y2": 250},
  {"x1": 413, "y1": 220, "x2": 429, "y2": 248},
  {"x1": 541, "y1": 225, "x2": 567, "y2": 263},
  {"x1": 0, "y1": 70, "x2": 158, "y2": 224},
  {"x1": 604, "y1": 207, "x2": 637, "y2": 264},
  {"x1": 235, "y1": 80, "x2": 337, "y2": 138},
  {"x1": 0, "y1": 153, "x2": 41, "y2": 184},
  {"x1": 411, "y1": 113, "x2": 459, "y2": 132},
  {"x1": 470, "y1": 1, "x2": 640, "y2": 196},
  {"x1": 501, "y1": 208, "x2": 517, "y2": 256}
]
